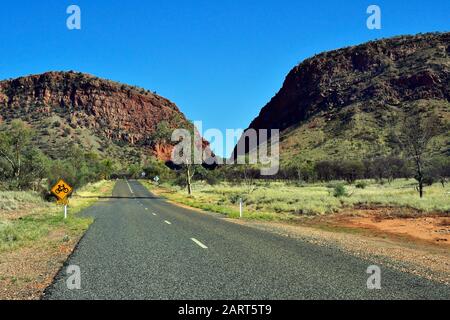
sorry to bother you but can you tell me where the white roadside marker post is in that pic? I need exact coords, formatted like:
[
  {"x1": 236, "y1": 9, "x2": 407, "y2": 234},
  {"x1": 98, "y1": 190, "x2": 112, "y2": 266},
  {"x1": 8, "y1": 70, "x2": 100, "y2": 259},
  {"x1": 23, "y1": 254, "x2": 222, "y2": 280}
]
[
  {"x1": 64, "y1": 205, "x2": 68, "y2": 219},
  {"x1": 239, "y1": 198, "x2": 243, "y2": 219}
]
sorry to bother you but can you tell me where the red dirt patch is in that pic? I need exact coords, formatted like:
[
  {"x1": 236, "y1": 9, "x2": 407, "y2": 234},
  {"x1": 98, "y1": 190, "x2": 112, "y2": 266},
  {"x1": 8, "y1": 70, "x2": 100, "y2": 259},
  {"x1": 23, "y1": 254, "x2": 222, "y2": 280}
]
[
  {"x1": 0, "y1": 238, "x2": 80, "y2": 300},
  {"x1": 330, "y1": 208, "x2": 450, "y2": 246}
]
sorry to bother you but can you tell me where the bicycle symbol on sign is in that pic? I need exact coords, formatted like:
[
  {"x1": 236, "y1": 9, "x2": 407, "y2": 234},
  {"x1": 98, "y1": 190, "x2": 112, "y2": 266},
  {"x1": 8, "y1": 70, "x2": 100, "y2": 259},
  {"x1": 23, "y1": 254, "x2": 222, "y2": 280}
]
[
  {"x1": 55, "y1": 184, "x2": 70, "y2": 195},
  {"x1": 51, "y1": 179, "x2": 73, "y2": 201}
]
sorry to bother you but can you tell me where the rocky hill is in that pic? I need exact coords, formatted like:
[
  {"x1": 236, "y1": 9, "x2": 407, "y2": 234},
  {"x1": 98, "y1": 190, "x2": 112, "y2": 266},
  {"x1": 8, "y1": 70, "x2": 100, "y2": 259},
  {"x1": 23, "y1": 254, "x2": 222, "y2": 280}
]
[
  {"x1": 0, "y1": 71, "x2": 193, "y2": 164},
  {"x1": 235, "y1": 32, "x2": 450, "y2": 164}
]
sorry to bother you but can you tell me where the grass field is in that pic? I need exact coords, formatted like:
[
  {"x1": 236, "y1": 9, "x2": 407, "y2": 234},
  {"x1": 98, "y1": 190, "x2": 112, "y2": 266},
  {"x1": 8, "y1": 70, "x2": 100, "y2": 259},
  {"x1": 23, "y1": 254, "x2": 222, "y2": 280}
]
[
  {"x1": 0, "y1": 180, "x2": 115, "y2": 252},
  {"x1": 142, "y1": 179, "x2": 450, "y2": 221},
  {"x1": 0, "y1": 180, "x2": 115, "y2": 299}
]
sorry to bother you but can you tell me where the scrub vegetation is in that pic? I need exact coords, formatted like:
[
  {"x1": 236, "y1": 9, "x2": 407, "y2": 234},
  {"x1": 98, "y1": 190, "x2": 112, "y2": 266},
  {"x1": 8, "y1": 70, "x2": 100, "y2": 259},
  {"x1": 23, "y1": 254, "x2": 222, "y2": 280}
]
[{"x1": 142, "y1": 179, "x2": 450, "y2": 220}]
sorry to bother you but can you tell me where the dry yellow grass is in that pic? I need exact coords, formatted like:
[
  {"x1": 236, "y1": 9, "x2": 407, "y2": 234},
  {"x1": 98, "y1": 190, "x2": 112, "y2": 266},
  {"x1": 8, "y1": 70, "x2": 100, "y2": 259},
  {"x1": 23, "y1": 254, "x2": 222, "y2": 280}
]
[
  {"x1": 0, "y1": 180, "x2": 115, "y2": 300},
  {"x1": 142, "y1": 179, "x2": 450, "y2": 220}
]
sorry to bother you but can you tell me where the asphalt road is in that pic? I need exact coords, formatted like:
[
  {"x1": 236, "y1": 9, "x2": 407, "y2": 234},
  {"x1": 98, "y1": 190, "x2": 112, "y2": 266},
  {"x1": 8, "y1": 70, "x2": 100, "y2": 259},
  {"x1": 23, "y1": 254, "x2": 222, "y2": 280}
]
[{"x1": 44, "y1": 180, "x2": 450, "y2": 300}]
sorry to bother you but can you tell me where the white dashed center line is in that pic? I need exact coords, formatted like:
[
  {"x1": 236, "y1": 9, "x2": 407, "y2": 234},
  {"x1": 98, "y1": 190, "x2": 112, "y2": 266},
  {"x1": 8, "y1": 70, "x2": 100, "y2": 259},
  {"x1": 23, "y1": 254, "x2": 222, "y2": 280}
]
[
  {"x1": 191, "y1": 238, "x2": 208, "y2": 249},
  {"x1": 125, "y1": 179, "x2": 134, "y2": 194},
  {"x1": 164, "y1": 220, "x2": 172, "y2": 225}
]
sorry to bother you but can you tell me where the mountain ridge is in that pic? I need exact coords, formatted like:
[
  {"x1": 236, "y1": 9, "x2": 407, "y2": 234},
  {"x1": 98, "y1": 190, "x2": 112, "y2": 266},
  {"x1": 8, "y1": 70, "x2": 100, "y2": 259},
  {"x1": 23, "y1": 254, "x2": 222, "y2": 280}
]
[
  {"x1": 235, "y1": 32, "x2": 450, "y2": 164},
  {"x1": 0, "y1": 71, "x2": 192, "y2": 164}
]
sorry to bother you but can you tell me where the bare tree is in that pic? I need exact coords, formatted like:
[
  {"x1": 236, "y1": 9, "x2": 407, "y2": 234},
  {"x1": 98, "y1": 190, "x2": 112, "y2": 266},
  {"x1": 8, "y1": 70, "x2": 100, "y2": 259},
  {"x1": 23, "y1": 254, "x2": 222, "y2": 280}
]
[
  {"x1": 172, "y1": 125, "x2": 198, "y2": 196},
  {"x1": 0, "y1": 120, "x2": 32, "y2": 187},
  {"x1": 242, "y1": 163, "x2": 257, "y2": 194},
  {"x1": 399, "y1": 113, "x2": 441, "y2": 198},
  {"x1": 185, "y1": 158, "x2": 195, "y2": 195}
]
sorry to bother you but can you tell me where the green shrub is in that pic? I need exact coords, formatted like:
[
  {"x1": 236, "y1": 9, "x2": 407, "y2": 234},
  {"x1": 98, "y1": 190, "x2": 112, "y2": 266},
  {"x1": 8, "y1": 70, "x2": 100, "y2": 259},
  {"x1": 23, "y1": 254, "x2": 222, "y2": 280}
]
[
  {"x1": 174, "y1": 174, "x2": 187, "y2": 188},
  {"x1": 0, "y1": 225, "x2": 19, "y2": 243},
  {"x1": 228, "y1": 194, "x2": 247, "y2": 205},
  {"x1": 333, "y1": 184, "x2": 348, "y2": 198},
  {"x1": 423, "y1": 176, "x2": 435, "y2": 186},
  {"x1": 355, "y1": 181, "x2": 367, "y2": 189},
  {"x1": 205, "y1": 174, "x2": 219, "y2": 186}
]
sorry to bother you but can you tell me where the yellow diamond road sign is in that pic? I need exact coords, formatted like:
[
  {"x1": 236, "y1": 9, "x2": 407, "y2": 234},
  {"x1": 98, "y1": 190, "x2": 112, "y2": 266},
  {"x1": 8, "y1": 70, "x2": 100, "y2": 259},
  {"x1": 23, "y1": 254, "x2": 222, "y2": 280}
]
[
  {"x1": 51, "y1": 179, "x2": 73, "y2": 200},
  {"x1": 56, "y1": 198, "x2": 70, "y2": 206}
]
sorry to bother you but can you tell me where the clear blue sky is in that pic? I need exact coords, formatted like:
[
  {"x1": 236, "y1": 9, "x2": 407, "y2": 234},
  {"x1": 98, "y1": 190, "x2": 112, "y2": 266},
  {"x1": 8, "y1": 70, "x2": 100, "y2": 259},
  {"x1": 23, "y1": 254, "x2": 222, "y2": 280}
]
[{"x1": 0, "y1": 1, "x2": 449, "y2": 156}]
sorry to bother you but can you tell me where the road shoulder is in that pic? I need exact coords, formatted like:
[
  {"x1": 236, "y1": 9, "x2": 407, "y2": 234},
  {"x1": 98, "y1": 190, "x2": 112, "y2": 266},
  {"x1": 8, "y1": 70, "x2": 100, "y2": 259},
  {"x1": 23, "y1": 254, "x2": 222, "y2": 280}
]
[{"x1": 0, "y1": 180, "x2": 115, "y2": 300}]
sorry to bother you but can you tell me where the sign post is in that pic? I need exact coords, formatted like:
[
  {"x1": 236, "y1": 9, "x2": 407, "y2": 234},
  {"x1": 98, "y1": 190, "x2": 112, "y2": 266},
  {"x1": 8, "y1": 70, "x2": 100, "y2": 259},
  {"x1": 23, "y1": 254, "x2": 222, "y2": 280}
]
[{"x1": 51, "y1": 179, "x2": 73, "y2": 219}]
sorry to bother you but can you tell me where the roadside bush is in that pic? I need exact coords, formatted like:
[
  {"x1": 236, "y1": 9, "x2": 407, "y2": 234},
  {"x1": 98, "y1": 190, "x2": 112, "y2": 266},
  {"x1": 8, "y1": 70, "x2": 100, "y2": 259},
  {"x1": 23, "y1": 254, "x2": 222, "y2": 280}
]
[
  {"x1": 422, "y1": 176, "x2": 434, "y2": 187},
  {"x1": 355, "y1": 181, "x2": 367, "y2": 189},
  {"x1": 193, "y1": 166, "x2": 221, "y2": 185},
  {"x1": 340, "y1": 160, "x2": 365, "y2": 184},
  {"x1": 47, "y1": 147, "x2": 116, "y2": 191},
  {"x1": 0, "y1": 120, "x2": 50, "y2": 191},
  {"x1": 333, "y1": 184, "x2": 348, "y2": 198},
  {"x1": 368, "y1": 156, "x2": 411, "y2": 182},
  {"x1": 127, "y1": 164, "x2": 142, "y2": 179},
  {"x1": 228, "y1": 194, "x2": 247, "y2": 205},
  {"x1": 0, "y1": 224, "x2": 19, "y2": 243},
  {"x1": 205, "y1": 174, "x2": 219, "y2": 186},
  {"x1": 428, "y1": 157, "x2": 450, "y2": 187},
  {"x1": 173, "y1": 173, "x2": 187, "y2": 188}
]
